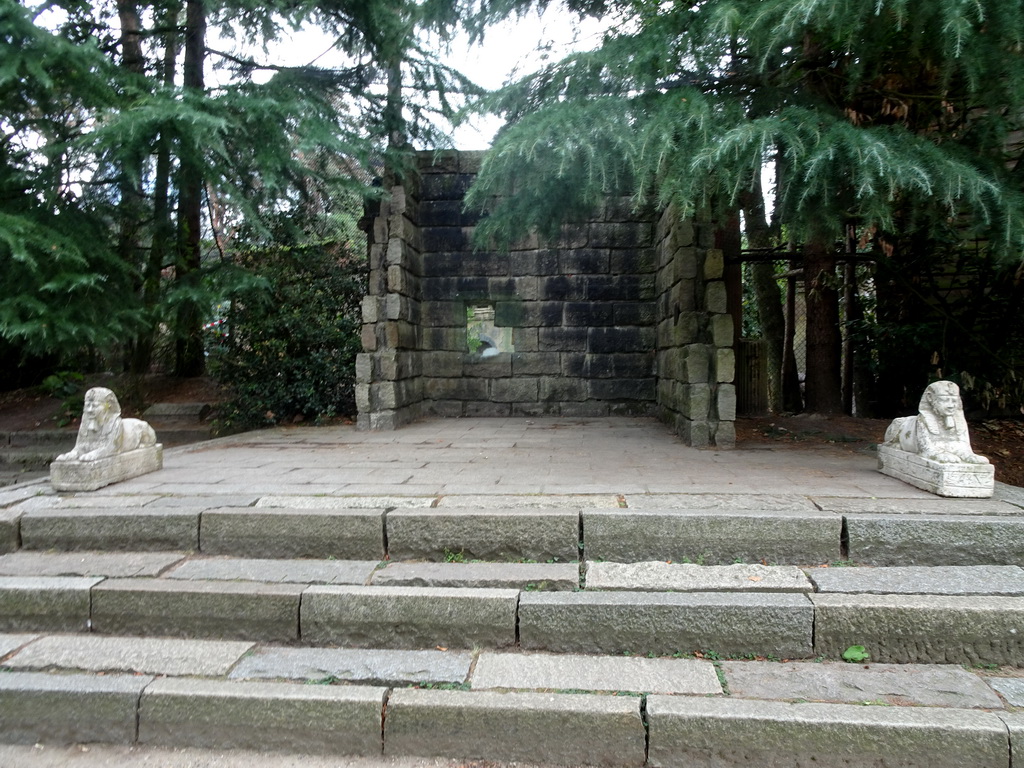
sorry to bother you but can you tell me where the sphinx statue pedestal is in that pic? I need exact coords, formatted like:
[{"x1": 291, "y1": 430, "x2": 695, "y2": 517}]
[
  {"x1": 51, "y1": 445, "x2": 163, "y2": 492},
  {"x1": 877, "y1": 444, "x2": 994, "y2": 498}
]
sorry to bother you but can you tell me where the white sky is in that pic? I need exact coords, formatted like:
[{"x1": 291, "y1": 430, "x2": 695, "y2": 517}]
[{"x1": 267, "y1": 5, "x2": 608, "y2": 149}]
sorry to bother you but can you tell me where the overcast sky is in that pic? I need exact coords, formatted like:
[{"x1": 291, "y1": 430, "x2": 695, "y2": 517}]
[{"x1": 265, "y1": 5, "x2": 607, "y2": 149}]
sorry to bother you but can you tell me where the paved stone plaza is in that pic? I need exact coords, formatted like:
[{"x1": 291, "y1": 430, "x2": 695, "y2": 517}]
[{"x1": 1, "y1": 416, "x2": 1024, "y2": 767}]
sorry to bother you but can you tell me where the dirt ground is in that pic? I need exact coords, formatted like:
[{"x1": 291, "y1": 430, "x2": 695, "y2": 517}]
[
  {"x1": 735, "y1": 412, "x2": 1024, "y2": 488},
  {"x1": 1, "y1": 375, "x2": 1021, "y2": 488}
]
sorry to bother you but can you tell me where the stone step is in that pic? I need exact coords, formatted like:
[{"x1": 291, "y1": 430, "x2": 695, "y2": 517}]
[
  {"x1": 4, "y1": 568, "x2": 1024, "y2": 663},
  {"x1": 6, "y1": 501, "x2": 1024, "y2": 566},
  {"x1": 2, "y1": 633, "x2": 1024, "y2": 766}
]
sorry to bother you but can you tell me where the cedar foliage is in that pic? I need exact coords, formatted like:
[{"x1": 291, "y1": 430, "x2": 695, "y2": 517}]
[{"x1": 468, "y1": 0, "x2": 1024, "y2": 413}]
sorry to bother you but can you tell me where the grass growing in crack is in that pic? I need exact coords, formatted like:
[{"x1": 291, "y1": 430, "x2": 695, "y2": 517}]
[{"x1": 443, "y1": 548, "x2": 466, "y2": 563}]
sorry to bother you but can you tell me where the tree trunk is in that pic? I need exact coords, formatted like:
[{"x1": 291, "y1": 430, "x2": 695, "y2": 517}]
[
  {"x1": 803, "y1": 235, "x2": 844, "y2": 414},
  {"x1": 174, "y1": 0, "x2": 206, "y2": 377},
  {"x1": 117, "y1": 0, "x2": 147, "y2": 375},
  {"x1": 740, "y1": 178, "x2": 787, "y2": 413}
]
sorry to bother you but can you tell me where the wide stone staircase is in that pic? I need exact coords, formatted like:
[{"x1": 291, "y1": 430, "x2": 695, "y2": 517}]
[{"x1": 2, "y1": 487, "x2": 1024, "y2": 766}]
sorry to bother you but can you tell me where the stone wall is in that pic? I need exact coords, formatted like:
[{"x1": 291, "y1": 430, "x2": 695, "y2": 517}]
[
  {"x1": 653, "y1": 209, "x2": 736, "y2": 448},
  {"x1": 357, "y1": 150, "x2": 736, "y2": 447}
]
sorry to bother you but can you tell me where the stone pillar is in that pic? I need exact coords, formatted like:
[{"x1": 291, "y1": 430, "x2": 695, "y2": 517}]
[
  {"x1": 356, "y1": 176, "x2": 425, "y2": 430},
  {"x1": 654, "y1": 208, "x2": 735, "y2": 448}
]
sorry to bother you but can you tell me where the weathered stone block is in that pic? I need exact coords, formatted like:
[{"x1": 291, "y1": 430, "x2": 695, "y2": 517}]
[
  {"x1": 590, "y1": 379, "x2": 655, "y2": 402},
  {"x1": 684, "y1": 345, "x2": 710, "y2": 384},
  {"x1": 711, "y1": 313, "x2": 734, "y2": 347},
  {"x1": 718, "y1": 384, "x2": 737, "y2": 420},
  {"x1": 539, "y1": 275, "x2": 585, "y2": 301},
  {"x1": 0, "y1": 671, "x2": 152, "y2": 745},
  {"x1": 713, "y1": 420, "x2": 736, "y2": 448},
  {"x1": 705, "y1": 281, "x2": 728, "y2": 313},
  {"x1": 463, "y1": 402, "x2": 512, "y2": 416},
  {"x1": 878, "y1": 444, "x2": 995, "y2": 498},
  {"x1": 423, "y1": 377, "x2": 488, "y2": 401},
  {"x1": 372, "y1": 561, "x2": 579, "y2": 591},
  {"x1": 812, "y1": 592, "x2": 1024, "y2": 665},
  {"x1": 0, "y1": 508, "x2": 19, "y2": 554},
  {"x1": 0, "y1": 576, "x2": 100, "y2": 632},
  {"x1": 387, "y1": 508, "x2": 578, "y2": 562},
  {"x1": 301, "y1": 585, "x2": 518, "y2": 649},
  {"x1": 559, "y1": 249, "x2": 610, "y2": 274},
  {"x1": 721, "y1": 660, "x2": 1003, "y2": 709},
  {"x1": 585, "y1": 562, "x2": 812, "y2": 593},
  {"x1": 589, "y1": 222, "x2": 653, "y2": 249},
  {"x1": 716, "y1": 348, "x2": 736, "y2": 383},
  {"x1": 385, "y1": 689, "x2": 646, "y2": 767},
  {"x1": 201, "y1": 507, "x2": 384, "y2": 560},
  {"x1": 541, "y1": 378, "x2": 589, "y2": 402},
  {"x1": 20, "y1": 508, "x2": 199, "y2": 552},
  {"x1": 647, "y1": 697, "x2": 1008, "y2": 768},
  {"x1": 583, "y1": 509, "x2": 841, "y2": 565},
  {"x1": 519, "y1": 591, "x2": 813, "y2": 657},
  {"x1": 539, "y1": 326, "x2": 588, "y2": 351},
  {"x1": 92, "y1": 578, "x2": 303, "y2": 642},
  {"x1": 510, "y1": 250, "x2": 558, "y2": 276},
  {"x1": 463, "y1": 356, "x2": 513, "y2": 378},
  {"x1": 846, "y1": 514, "x2": 1024, "y2": 566},
  {"x1": 472, "y1": 652, "x2": 720, "y2": 695},
  {"x1": 512, "y1": 352, "x2": 561, "y2": 376},
  {"x1": 50, "y1": 445, "x2": 163, "y2": 492},
  {"x1": 806, "y1": 565, "x2": 1024, "y2": 596},
  {"x1": 140, "y1": 678, "x2": 386, "y2": 755},
  {"x1": 703, "y1": 248, "x2": 724, "y2": 280},
  {"x1": 490, "y1": 377, "x2": 540, "y2": 403}
]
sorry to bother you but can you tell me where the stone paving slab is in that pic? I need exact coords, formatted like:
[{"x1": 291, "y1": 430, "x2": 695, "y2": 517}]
[
  {"x1": 301, "y1": 585, "x2": 518, "y2": 649},
  {"x1": 846, "y1": 514, "x2": 1024, "y2": 566},
  {"x1": 386, "y1": 509, "x2": 578, "y2": 562},
  {"x1": 812, "y1": 593, "x2": 1024, "y2": 665},
  {"x1": 13, "y1": 494, "x2": 163, "y2": 511},
  {"x1": 0, "y1": 633, "x2": 38, "y2": 658},
  {"x1": 1007, "y1": 714, "x2": 1024, "y2": 768},
  {"x1": 583, "y1": 508, "x2": 841, "y2": 565},
  {"x1": 19, "y1": 508, "x2": 199, "y2": 551},
  {"x1": 0, "y1": 576, "x2": 102, "y2": 632},
  {"x1": 200, "y1": 508, "x2": 385, "y2": 559},
  {"x1": 229, "y1": 646, "x2": 472, "y2": 685},
  {"x1": 139, "y1": 677, "x2": 386, "y2": 755},
  {"x1": 624, "y1": 493, "x2": 817, "y2": 511},
  {"x1": 472, "y1": 651, "x2": 721, "y2": 695},
  {"x1": 165, "y1": 557, "x2": 380, "y2": 585},
  {"x1": 813, "y1": 497, "x2": 1022, "y2": 516},
  {"x1": 585, "y1": 561, "x2": 812, "y2": 592},
  {"x1": 721, "y1": 660, "x2": 1004, "y2": 708},
  {"x1": 3, "y1": 634, "x2": 254, "y2": 676},
  {"x1": 92, "y1": 578, "x2": 303, "y2": 642},
  {"x1": 255, "y1": 495, "x2": 434, "y2": 509},
  {"x1": 0, "y1": 671, "x2": 153, "y2": 746},
  {"x1": 0, "y1": 551, "x2": 185, "y2": 578},
  {"x1": 371, "y1": 561, "x2": 579, "y2": 590},
  {"x1": 435, "y1": 494, "x2": 620, "y2": 508},
  {"x1": 518, "y1": 591, "x2": 814, "y2": 658},
  {"x1": 646, "y1": 697, "x2": 1009, "y2": 768},
  {"x1": 384, "y1": 689, "x2": 646, "y2": 767},
  {"x1": 806, "y1": 565, "x2": 1024, "y2": 596},
  {"x1": 989, "y1": 677, "x2": 1024, "y2": 706}
]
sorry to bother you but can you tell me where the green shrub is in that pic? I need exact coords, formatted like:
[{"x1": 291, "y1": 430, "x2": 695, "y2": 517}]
[{"x1": 209, "y1": 242, "x2": 364, "y2": 431}]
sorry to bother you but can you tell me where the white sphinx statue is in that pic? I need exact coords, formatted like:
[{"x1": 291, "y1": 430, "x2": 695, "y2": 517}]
[
  {"x1": 878, "y1": 380, "x2": 994, "y2": 497},
  {"x1": 50, "y1": 387, "x2": 162, "y2": 491}
]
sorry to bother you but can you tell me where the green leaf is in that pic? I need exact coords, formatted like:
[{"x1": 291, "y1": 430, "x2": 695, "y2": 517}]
[{"x1": 842, "y1": 645, "x2": 871, "y2": 663}]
